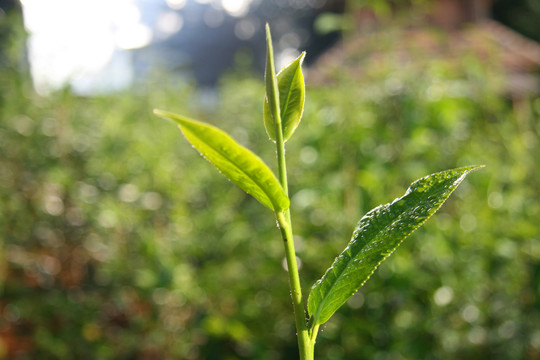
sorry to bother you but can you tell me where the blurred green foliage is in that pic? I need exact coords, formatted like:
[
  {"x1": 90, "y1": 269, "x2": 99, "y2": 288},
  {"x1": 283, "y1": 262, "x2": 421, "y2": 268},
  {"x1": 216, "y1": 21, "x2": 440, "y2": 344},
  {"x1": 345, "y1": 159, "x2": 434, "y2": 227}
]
[{"x1": 2, "y1": 11, "x2": 540, "y2": 360}]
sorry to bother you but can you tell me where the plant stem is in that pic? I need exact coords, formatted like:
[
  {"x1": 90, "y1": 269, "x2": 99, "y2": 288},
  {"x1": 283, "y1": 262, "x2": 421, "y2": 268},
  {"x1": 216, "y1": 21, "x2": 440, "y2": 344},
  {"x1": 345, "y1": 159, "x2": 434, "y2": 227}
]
[
  {"x1": 273, "y1": 113, "x2": 313, "y2": 357},
  {"x1": 271, "y1": 81, "x2": 313, "y2": 357},
  {"x1": 266, "y1": 23, "x2": 313, "y2": 359},
  {"x1": 276, "y1": 211, "x2": 312, "y2": 360},
  {"x1": 309, "y1": 324, "x2": 320, "y2": 353}
]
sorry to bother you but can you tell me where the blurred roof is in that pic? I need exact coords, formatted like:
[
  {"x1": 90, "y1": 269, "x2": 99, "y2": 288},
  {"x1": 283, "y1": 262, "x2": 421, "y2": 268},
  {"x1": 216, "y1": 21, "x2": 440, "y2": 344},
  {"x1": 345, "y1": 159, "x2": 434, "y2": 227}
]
[{"x1": 308, "y1": 1, "x2": 540, "y2": 98}]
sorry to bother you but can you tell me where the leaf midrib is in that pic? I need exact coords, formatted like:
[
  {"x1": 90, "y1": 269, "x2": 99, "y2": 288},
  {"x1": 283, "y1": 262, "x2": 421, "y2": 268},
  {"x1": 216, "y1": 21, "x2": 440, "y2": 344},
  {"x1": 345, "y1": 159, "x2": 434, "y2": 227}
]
[
  {"x1": 311, "y1": 204, "x2": 394, "y2": 324},
  {"x1": 311, "y1": 188, "x2": 448, "y2": 325},
  {"x1": 184, "y1": 123, "x2": 286, "y2": 211},
  {"x1": 279, "y1": 64, "x2": 301, "y2": 128},
  {"x1": 311, "y1": 168, "x2": 478, "y2": 324}
]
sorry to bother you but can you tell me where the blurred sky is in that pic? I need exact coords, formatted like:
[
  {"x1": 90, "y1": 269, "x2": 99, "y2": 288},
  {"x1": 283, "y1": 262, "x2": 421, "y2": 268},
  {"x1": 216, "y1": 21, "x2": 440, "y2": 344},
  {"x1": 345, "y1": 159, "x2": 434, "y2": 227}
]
[{"x1": 18, "y1": 0, "x2": 340, "y2": 95}]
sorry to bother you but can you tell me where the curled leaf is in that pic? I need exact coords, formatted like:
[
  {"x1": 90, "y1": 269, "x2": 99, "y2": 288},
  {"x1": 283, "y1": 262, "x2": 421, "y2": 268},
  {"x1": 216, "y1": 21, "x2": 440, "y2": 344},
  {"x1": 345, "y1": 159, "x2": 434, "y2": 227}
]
[{"x1": 264, "y1": 52, "x2": 306, "y2": 141}]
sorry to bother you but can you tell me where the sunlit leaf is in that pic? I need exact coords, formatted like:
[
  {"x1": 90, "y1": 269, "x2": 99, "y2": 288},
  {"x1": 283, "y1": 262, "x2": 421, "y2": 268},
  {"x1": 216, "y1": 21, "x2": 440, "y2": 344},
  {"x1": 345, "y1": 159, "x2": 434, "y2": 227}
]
[
  {"x1": 308, "y1": 166, "x2": 482, "y2": 326},
  {"x1": 154, "y1": 109, "x2": 290, "y2": 211},
  {"x1": 264, "y1": 52, "x2": 306, "y2": 141},
  {"x1": 264, "y1": 24, "x2": 280, "y2": 141}
]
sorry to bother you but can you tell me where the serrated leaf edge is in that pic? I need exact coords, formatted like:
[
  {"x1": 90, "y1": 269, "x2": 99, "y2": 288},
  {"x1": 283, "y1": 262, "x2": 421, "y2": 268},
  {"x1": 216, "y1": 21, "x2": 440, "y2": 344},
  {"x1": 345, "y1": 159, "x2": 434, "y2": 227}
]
[{"x1": 308, "y1": 165, "x2": 483, "y2": 326}]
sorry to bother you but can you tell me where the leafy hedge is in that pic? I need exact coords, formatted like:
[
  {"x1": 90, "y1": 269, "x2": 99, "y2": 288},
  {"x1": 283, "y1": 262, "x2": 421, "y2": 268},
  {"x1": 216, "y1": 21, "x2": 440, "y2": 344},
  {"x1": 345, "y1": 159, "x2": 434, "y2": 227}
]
[{"x1": 1, "y1": 16, "x2": 540, "y2": 360}]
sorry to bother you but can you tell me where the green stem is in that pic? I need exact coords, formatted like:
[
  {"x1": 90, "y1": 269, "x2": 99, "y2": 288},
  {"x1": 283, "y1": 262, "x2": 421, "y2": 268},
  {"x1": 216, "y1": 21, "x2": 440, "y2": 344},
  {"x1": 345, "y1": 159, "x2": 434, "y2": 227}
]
[
  {"x1": 276, "y1": 211, "x2": 312, "y2": 360},
  {"x1": 309, "y1": 324, "x2": 320, "y2": 354},
  {"x1": 266, "y1": 23, "x2": 313, "y2": 359}
]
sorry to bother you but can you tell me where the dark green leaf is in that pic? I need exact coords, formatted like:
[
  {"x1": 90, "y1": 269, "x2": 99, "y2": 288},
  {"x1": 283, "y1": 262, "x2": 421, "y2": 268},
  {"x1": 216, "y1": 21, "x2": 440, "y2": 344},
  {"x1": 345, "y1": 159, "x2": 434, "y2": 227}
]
[
  {"x1": 308, "y1": 166, "x2": 482, "y2": 326},
  {"x1": 263, "y1": 52, "x2": 306, "y2": 141},
  {"x1": 154, "y1": 109, "x2": 290, "y2": 212}
]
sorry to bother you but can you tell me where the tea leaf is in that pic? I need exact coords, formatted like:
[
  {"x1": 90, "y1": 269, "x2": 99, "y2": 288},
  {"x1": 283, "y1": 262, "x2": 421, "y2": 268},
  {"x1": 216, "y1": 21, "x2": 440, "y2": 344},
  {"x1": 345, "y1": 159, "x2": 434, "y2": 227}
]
[
  {"x1": 264, "y1": 52, "x2": 306, "y2": 141},
  {"x1": 308, "y1": 166, "x2": 482, "y2": 326},
  {"x1": 154, "y1": 109, "x2": 290, "y2": 211},
  {"x1": 264, "y1": 24, "x2": 281, "y2": 141}
]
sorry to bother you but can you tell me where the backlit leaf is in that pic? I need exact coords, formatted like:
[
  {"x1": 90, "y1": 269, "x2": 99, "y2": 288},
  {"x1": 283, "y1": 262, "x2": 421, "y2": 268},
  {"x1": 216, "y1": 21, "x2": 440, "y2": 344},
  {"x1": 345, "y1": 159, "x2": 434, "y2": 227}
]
[
  {"x1": 264, "y1": 52, "x2": 306, "y2": 141},
  {"x1": 154, "y1": 109, "x2": 290, "y2": 211},
  {"x1": 308, "y1": 166, "x2": 482, "y2": 326},
  {"x1": 264, "y1": 24, "x2": 281, "y2": 141}
]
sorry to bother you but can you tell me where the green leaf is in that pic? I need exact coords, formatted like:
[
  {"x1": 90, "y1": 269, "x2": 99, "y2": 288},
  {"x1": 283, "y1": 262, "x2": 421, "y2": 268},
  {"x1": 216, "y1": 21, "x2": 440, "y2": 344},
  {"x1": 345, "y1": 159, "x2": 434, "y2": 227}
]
[
  {"x1": 154, "y1": 109, "x2": 290, "y2": 212},
  {"x1": 263, "y1": 52, "x2": 306, "y2": 141},
  {"x1": 264, "y1": 24, "x2": 281, "y2": 141},
  {"x1": 307, "y1": 165, "x2": 482, "y2": 326}
]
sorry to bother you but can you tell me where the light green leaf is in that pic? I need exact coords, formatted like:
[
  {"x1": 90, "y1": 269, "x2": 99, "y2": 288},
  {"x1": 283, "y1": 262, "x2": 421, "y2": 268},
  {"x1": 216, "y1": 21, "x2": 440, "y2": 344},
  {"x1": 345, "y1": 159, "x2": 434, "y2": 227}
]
[
  {"x1": 263, "y1": 52, "x2": 306, "y2": 141},
  {"x1": 154, "y1": 109, "x2": 290, "y2": 212},
  {"x1": 308, "y1": 165, "x2": 482, "y2": 326},
  {"x1": 264, "y1": 24, "x2": 281, "y2": 141}
]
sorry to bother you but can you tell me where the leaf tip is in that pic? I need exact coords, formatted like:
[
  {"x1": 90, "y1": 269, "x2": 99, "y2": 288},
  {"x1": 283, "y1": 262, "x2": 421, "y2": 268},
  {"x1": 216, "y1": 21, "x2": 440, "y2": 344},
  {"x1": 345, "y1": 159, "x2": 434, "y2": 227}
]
[
  {"x1": 265, "y1": 23, "x2": 272, "y2": 42},
  {"x1": 152, "y1": 108, "x2": 182, "y2": 127},
  {"x1": 299, "y1": 51, "x2": 306, "y2": 64},
  {"x1": 461, "y1": 164, "x2": 485, "y2": 177},
  {"x1": 153, "y1": 108, "x2": 173, "y2": 122}
]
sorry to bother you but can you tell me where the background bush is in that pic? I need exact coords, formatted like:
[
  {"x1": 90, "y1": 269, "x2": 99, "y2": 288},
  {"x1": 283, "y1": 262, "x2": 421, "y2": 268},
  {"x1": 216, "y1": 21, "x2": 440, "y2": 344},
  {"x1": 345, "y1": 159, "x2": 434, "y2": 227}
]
[{"x1": 1, "y1": 13, "x2": 540, "y2": 360}]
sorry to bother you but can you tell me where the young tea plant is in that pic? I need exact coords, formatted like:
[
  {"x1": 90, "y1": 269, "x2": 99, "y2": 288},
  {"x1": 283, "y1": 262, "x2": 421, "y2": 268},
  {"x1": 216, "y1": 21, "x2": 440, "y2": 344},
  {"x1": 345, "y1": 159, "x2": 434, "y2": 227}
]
[{"x1": 154, "y1": 24, "x2": 481, "y2": 360}]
